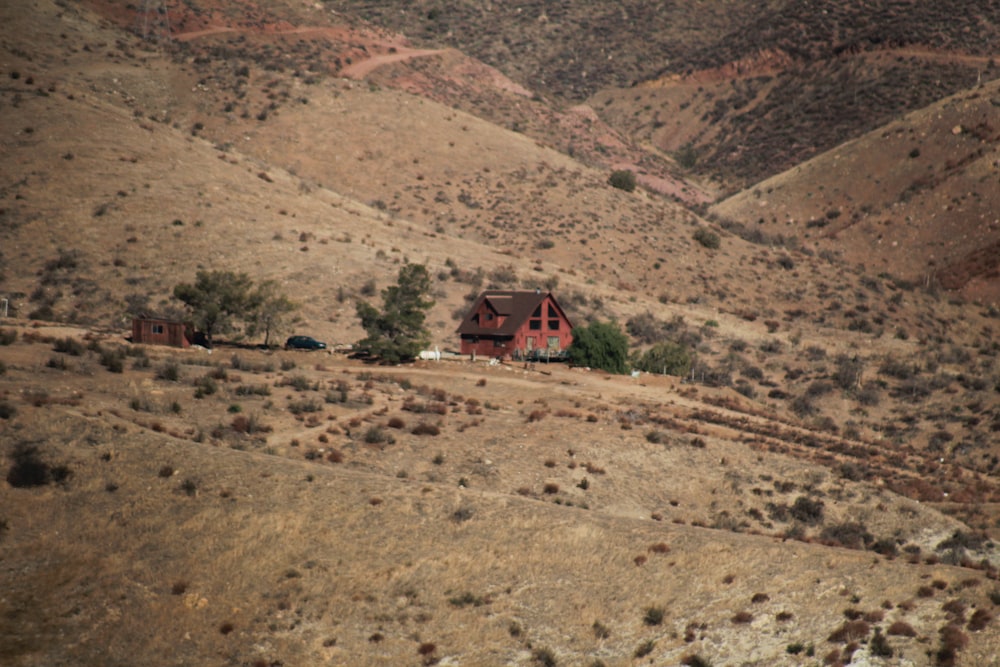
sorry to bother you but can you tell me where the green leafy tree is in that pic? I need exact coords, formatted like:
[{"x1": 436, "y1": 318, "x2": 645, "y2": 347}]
[
  {"x1": 173, "y1": 270, "x2": 255, "y2": 346},
  {"x1": 633, "y1": 341, "x2": 692, "y2": 376},
  {"x1": 245, "y1": 280, "x2": 299, "y2": 348},
  {"x1": 356, "y1": 264, "x2": 434, "y2": 363},
  {"x1": 568, "y1": 320, "x2": 629, "y2": 374}
]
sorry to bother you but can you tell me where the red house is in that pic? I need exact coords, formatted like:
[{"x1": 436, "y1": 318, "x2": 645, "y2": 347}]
[
  {"x1": 131, "y1": 316, "x2": 193, "y2": 348},
  {"x1": 456, "y1": 290, "x2": 574, "y2": 360}
]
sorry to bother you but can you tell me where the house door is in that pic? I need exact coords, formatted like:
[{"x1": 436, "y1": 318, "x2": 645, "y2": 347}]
[{"x1": 525, "y1": 336, "x2": 535, "y2": 352}]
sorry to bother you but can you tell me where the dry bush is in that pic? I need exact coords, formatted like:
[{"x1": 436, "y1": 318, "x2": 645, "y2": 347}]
[
  {"x1": 828, "y1": 619, "x2": 870, "y2": 643},
  {"x1": 938, "y1": 624, "x2": 968, "y2": 665},
  {"x1": 411, "y1": 422, "x2": 441, "y2": 436},
  {"x1": 643, "y1": 606, "x2": 664, "y2": 625},
  {"x1": 731, "y1": 611, "x2": 753, "y2": 624},
  {"x1": 942, "y1": 599, "x2": 967, "y2": 619},
  {"x1": 864, "y1": 609, "x2": 884, "y2": 623},
  {"x1": 968, "y1": 608, "x2": 992, "y2": 631},
  {"x1": 526, "y1": 409, "x2": 547, "y2": 422},
  {"x1": 887, "y1": 620, "x2": 916, "y2": 637},
  {"x1": 387, "y1": 416, "x2": 406, "y2": 429},
  {"x1": 648, "y1": 542, "x2": 670, "y2": 554}
]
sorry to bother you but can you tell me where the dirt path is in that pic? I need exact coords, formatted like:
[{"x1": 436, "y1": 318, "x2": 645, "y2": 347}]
[{"x1": 340, "y1": 47, "x2": 448, "y2": 79}]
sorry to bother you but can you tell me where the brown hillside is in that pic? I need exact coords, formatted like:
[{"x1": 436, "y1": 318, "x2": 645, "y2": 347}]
[
  {"x1": 3, "y1": 324, "x2": 1000, "y2": 666},
  {"x1": 711, "y1": 78, "x2": 1000, "y2": 305},
  {"x1": 3, "y1": 1, "x2": 1000, "y2": 665}
]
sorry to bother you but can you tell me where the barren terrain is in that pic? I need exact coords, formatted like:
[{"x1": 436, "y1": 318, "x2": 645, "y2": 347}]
[{"x1": 3, "y1": 1, "x2": 1000, "y2": 665}]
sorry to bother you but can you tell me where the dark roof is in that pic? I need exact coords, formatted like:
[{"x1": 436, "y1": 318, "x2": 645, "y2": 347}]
[
  {"x1": 133, "y1": 314, "x2": 188, "y2": 325},
  {"x1": 456, "y1": 290, "x2": 571, "y2": 336}
]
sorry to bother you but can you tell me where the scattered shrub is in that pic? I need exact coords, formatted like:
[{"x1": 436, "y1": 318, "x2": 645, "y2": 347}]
[
  {"x1": 694, "y1": 228, "x2": 721, "y2": 249},
  {"x1": 6, "y1": 443, "x2": 71, "y2": 487},
  {"x1": 608, "y1": 169, "x2": 636, "y2": 192},
  {"x1": 731, "y1": 611, "x2": 753, "y2": 624},
  {"x1": 633, "y1": 341, "x2": 692, "y2": 376},
  {"x1": 633, "y1": 639, "x2": 655, "y2": 658},
  {"x1": 157, "y1": 361, "x2": 181, "y2": 381},
  {"x1": 411, "y1": 422, "x2": 440, "y2": 436},
  {"x1": 968, "y1": 608, "x2": 992, "y2": 631},
  {"x1": 643, "y1": 606, "x2": 665, "y2": 626},
  {"x1": 870, "y1": 628, "x2": 893, "y2": 657},
  {"x1": 193, "y1": 375, "x2": 217, "y2": 398},
  {"x1": 645, "y1": 430, "x2": 669, "y2": 444},
  {"x1": 364, "y1": 426, "x2": 390, "y2": 444},
  {"x1": 231, "y1": 413, "x2": 270, "y2": 434},
  {"x1": 531, "y1": 647, "x2": 557, "y2": 667},
  {"x1": 52, "y1": 337, "x2": 85, "y2": 356},
  {"x1": 828, "y1": 619, "x2": 870, "y2": 643},
  {"x1": 526, "y1": 409, "x2": 547, "y2": 423},
  {"x1": 99, "y1": 347, "x2": 125, "y2": 373},
  {"x1": 789, "y1": 496, "x2": 824, "y2": 524},
  {"x1": 449, "y1": 592, "x2": 486, "y2": 608},
  {"x1": 887, "y1": 621, "x2": 916, "y2": 637},
  {"x1": 0, "y1": 329, "x2": 17, "y2": 345},
  {"x1": 288, "y1": 399, "x2": 322, "y2": 414}
]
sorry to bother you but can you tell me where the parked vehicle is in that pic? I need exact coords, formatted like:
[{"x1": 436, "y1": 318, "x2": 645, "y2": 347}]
[{"x1": 284, "y1": 335, "x2": 327, "y2": 351}]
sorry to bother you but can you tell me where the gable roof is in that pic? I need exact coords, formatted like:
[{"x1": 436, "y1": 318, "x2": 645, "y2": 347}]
[{"x1": 456, "y1": 290, "x2": 571, "y2": 336}]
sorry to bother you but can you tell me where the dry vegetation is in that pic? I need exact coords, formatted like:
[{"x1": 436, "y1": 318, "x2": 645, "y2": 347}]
[{"x1": 2, "y1": 0, "x2": 1000, "y2": 665}]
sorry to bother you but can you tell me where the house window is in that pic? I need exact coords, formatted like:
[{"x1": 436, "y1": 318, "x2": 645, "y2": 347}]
[
  {"x1": 152, "y1": 324, "x2": 165, "y2": 334},
  {"x1": 547, "y1": 336, "x2": 560, "y2": 349},
  {"x1": 532, "y1": 305, "x2": 542, "y2": 317},
  {"x1": 548, "y1": 320, "x2": 560, "y2": 330},
  {"x1": 472, "y1": 314, "x2": 479, "y2": 324},
  {"x1": 548, "y1": 304, "x2": 558, "y2": 317},
  {"x1": 529, "y1": 319, "x2": 542, "y2": 330},
  {"x1": 486, "y1": 312, "x2": 494, "y2": 321}
]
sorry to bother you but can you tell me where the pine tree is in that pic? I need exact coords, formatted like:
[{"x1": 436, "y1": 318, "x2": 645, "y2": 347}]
[{"x1": 356, "y1": 264, "x2": 434, "y2": 363}]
